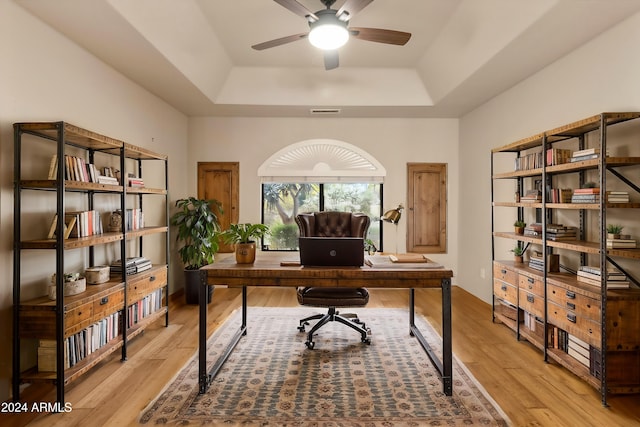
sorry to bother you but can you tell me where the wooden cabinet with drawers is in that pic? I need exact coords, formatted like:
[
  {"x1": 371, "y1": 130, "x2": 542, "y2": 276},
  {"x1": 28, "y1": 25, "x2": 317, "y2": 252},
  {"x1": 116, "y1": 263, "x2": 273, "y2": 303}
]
[
  {"x1": 491, "y1": 113, "x2": 640, "y2": 404},
  {"x1": 13, "y1": 122, "x2": 169, "y2": 405}
]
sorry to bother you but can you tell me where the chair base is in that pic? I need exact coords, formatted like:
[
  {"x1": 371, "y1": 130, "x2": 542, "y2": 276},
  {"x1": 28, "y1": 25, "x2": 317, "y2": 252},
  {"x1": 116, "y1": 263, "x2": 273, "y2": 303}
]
[{"x1": 298, "y1": 307, "x2": 371, "y2": 349}]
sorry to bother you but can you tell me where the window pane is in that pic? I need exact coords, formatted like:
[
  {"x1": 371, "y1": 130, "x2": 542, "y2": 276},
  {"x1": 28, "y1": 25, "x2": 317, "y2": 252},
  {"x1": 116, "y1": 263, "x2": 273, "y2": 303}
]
[
  {"x1": 323, "y1": 183, "x2": 381, "y2": 250},
  {"x1": 262, "y1": 182, "x2": 381, "y2": 251},
  {"x1": 262, "y1": 183, "x2": 319, "y2": 250}
]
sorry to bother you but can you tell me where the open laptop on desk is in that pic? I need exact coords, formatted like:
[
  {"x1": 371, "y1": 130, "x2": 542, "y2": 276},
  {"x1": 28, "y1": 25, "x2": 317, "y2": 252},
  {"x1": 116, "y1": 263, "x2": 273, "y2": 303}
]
[{"x1": 298, "y1": 237, "x2": 364, "y2": 267}]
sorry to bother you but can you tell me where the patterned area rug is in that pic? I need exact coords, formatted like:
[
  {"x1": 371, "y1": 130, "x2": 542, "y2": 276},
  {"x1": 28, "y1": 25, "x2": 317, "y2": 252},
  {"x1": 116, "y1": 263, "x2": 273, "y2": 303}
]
[{"x1": 140, "y1": 307, "x2": 509, "y2": 426}]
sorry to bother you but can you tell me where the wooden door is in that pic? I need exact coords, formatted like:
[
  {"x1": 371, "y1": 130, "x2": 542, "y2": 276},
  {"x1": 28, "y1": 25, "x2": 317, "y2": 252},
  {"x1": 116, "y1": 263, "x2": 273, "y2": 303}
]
[
  {"x1": 406, "y1": 163, "x2": 447, "y2": 253},
  {"x1": 197, "y1": 162, "x2": 239, "y2": 253}
]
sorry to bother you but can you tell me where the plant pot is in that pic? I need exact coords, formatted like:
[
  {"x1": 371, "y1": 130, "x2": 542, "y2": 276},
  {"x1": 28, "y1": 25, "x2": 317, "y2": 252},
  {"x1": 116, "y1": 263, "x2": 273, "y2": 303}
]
[
  {"x1": 184, "y1": 268, "x2": 213, "y2": 305},
  {"x1": 235, "y1": 242, "x2": 256, "y2": 264},
  {"x1": 607, "y1": 233, "x2": 620, "y2": 239},
  {"x1": 515, "y1": 227, "x2": 524, "y2": 235},
  {"x1": 514, "y1": 255, "x2": 523, "y2": 264}
]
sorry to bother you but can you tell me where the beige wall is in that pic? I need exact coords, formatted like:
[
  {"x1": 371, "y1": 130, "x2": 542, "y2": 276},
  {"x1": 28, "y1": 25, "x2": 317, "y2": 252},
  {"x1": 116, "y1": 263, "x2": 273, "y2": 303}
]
[
  {"x1": 459, "y1": 10, "x2": 640, "y2": 303},
  {"x1": 188, "y1": 116, "x2": 460, "y2": 273},
  {"x1": 0, "y1": 1, "x2": 189, "y2": 401}
]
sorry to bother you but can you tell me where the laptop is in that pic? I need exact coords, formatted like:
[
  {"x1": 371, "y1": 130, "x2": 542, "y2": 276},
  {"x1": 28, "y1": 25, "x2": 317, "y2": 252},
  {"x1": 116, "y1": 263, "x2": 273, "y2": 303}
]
[{"x1": 298, "y1": 237, "x2": 365, "y2": 267}]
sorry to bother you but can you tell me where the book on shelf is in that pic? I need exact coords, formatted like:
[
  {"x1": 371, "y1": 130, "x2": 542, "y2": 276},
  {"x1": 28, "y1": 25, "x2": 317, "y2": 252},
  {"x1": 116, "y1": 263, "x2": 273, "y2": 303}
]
[
  {"x1": 521, "y1": 189, "x2": 542, "y2": 202},
  {"x1": 606, "y1": 191, "x2": 630, "y2": 203},
  {"x1": 546, "y1": 225, "x2": 577, "y2": 241},
  {"x1": 64, "y1": 210, "x2": 103, "y2": 238},
  {"x1": 547, "y1": 188, "x2": 573, "y2": 203},
  {"x1": 97, "y1": 175, "x2": 119, "y2": 185},
  {"x1": 569, "y1": 153, "x2": 600, "y2": 162},
  {"x1": 524, "y1": 222, "x2": 542, "y2": 236},
  {"x1": 514, "y1": 151, "x2": 543, "y2": 171},
  {"x1": 126, "y1": 173, "x2": 145, "y2": 188},
  {"x1": 571, "y1": 194, "x2": 599, "y2": 203},
  {"x1": 572, "y1": 148, "x2": 601, "y2": 157},
  {"x1": 573, "y1": 187, "x2": 600, "y2": 194},
  {"x1": 546, "y1": 148, "x2": 572, "y2": 166},
  {"x1": 110, "y1": 256, "x2": 152, "y2": 275},
  {"x1": 606, "y1": 238, "x2": 637, "y2": 248},
  {"x1": 48, "y1": 154, "x2": 58, "y2": 179},
  {"x1": 576, "y1": 266, "x2": 630, "y2": 288}
]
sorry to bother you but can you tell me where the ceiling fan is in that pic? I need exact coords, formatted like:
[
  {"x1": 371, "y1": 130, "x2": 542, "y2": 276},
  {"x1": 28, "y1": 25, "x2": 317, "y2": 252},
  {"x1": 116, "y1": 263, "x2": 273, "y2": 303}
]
[{"x1": 251, "y1": 0, "x2": 412, "y2": 70}]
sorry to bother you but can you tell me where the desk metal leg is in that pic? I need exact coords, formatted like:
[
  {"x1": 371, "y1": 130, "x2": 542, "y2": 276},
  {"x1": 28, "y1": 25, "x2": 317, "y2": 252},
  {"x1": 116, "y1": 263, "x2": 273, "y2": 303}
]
[
  {"x1": 409, "y1": 280, "x2": 453, "y2": 396},
  {"x1": 198, "y1": 284, "x2": 248, "y2": 394}
]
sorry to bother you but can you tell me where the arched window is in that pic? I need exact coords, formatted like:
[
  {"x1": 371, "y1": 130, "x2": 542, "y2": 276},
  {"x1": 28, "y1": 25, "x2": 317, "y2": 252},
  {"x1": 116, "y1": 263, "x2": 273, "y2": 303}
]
[{"x1": 259, "y1": 139, "x2": 385, "y2": 251}]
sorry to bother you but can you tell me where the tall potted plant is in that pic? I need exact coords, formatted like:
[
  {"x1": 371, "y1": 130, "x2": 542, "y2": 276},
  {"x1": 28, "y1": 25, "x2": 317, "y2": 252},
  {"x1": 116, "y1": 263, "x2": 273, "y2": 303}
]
[
  {"x1": 170, "y1": 197, "x2": 222, "y2": 304},
  {"x1": 220, "y1": 223, "x2": 270, "y2": 264}
]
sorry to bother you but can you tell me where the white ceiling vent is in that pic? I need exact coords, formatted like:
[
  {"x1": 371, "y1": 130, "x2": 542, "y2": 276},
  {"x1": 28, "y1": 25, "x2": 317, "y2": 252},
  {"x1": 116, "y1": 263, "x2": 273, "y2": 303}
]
[
  {"x1": 310, "y1": 108, "x2": 341, "y2": 115},
  {"x1": 258, "y1": 139, "x2": 386, "y2": 183}
]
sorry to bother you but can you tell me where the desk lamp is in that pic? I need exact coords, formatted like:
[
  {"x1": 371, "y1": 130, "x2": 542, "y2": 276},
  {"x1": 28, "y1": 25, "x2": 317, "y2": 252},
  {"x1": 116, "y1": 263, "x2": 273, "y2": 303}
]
[{"x1": 382, "y1": 204, "x2": 404, "y2": 254}]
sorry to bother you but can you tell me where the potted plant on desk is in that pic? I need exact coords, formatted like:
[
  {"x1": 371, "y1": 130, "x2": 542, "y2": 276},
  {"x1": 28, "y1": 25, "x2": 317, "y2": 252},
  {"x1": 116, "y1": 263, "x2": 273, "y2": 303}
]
[
  {"x1": 511, "y1": 245, "x2": 525, "y2": 264},
  {"x1": 170, "y1": 197, "x2": 222, "y2": 304},
  {"x1": 220, "y1": 223, "x2": 270, "y2": 264}
]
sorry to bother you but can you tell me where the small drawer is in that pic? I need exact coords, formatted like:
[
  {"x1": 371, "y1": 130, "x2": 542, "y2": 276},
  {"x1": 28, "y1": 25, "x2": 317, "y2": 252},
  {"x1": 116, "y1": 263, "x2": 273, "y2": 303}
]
[
  {"x1": 64, "y1": 302, "x2": 93, "y2": 336},
  {"x1": 493, "y1": 280, "x2": 518, "y2": 305},
  {"x1": 127, "y1": 267, "x2": 167, "y2": 304},
  {"x1": 493, "y1": 263, "x2": 517, "y2": 286},
  {"x1": 548, "y1": 283, "x2": 600, "y2": 322},
  {"x1": 93, "y1": 289, "x2": 125, "y2": 320},
  {"x1": 518, "y1": 273, "x2": 544, "y2": 297},
  {"x1": 547, "y1": 301, "x2": 601, "y2": 347},
  {"x1": 519, "y1": 289, "x2": 544, "y2": 318}
]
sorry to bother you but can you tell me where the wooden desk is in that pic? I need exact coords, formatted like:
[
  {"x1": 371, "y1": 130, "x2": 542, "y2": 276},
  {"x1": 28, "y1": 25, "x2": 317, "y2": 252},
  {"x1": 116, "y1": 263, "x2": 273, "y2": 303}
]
[{"x1": 199, "y1": 252, "x2": 454, "y2": 396}]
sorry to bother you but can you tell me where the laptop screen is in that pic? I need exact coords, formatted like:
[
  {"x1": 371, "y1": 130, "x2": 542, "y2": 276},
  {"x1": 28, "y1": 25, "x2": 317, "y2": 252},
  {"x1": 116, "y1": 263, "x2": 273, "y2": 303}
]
[{"x1": 298, "y1": 237, "x2": 364, "y2": 267}]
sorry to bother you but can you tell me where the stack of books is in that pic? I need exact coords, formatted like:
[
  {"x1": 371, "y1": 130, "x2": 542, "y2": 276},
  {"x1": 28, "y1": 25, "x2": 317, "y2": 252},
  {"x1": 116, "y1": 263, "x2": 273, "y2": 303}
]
[
  {"x1": 528, "y1": 251, "x2": 559, "y2": 272},
  {"x1": 110, "y1": 257, "x2": 152, "y2": 276},
  {"x1": 606, "y1": 237, "x2": 637, "y2": 248},
  {"x1": 521, "y1": 189, "x2": 542, "y2": 202},
  {"x1": 97, "y1": 175, "x2": 119, "y2": 185},
  {"x1": 524, "y1": 222, "x2": 542, "y2": 237},
  {"x1": 576, "y1": 266, "x2": 630, "y2": 289},
  {"x1": 606, "y1": 191, "x2": 630, "y2": 203},
  {"x1": 570, "y1": 148, "x2": 607, "y2": 162},
  {"x1": 571, "y1": 187, "x2": 599, "y2": 203},
  {"x1": 127, "y1": 175, "x2": 145, "y2": 188},
  {"x1": 546, "y1": 224, "x2": 577, "y2": 241}
]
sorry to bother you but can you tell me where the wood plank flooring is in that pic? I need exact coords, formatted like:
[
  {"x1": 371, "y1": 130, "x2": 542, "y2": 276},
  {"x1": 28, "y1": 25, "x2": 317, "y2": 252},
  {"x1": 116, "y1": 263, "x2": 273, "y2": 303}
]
[{"x1": 5, "y1": 286, "x2": 640, "y2": 426}]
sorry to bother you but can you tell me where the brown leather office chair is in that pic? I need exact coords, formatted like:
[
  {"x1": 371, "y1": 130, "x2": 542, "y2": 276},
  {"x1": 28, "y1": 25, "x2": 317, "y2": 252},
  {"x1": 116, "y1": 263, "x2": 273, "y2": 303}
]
[{"x1": 295, "y1": 211, "x2": 371, "y2": 349}]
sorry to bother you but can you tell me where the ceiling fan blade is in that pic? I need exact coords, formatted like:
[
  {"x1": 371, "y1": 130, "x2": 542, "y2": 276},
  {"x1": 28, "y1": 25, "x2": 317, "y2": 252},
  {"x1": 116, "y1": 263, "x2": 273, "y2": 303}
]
[
  {"x1": 350, "y1": 27, "x2": 411, "y2": 45},
  {"x1": 252, "y1": 33, "x2": 309, "y2": 50},
  {"x1": 274, "y1": 0, "x2": 318, "y2": 22},
  {"x1": 337, "y1": 0, "x2": 374, "y2": 21},
  {"x1": 324, "y1": 50, "x2": 339, "y2": 70}
]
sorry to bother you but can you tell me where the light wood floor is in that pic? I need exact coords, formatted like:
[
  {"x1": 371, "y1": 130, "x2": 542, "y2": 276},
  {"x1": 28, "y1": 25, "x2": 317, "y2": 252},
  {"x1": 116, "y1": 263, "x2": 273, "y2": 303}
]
[{"x1": 5, "y1": 286, "x2": 640, "y2": 426}]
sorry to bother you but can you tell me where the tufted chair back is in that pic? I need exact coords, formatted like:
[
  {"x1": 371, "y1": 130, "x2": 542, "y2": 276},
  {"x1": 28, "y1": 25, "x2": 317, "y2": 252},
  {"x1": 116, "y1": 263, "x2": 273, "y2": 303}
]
[{"x1": 295, "y1": 211, "x2": 370, "y2": 239}]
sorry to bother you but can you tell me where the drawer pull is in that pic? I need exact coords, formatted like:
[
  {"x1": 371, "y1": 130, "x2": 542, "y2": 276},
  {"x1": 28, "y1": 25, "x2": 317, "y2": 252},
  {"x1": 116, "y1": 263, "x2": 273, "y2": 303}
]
[
  {"x1": 527, "y1": 295, "x2": 534, "y2": 303},
  {"x1": 501, "y1": 269, "x2": 507, "y2": 274},
  {"x1": 100, "y1": 297, "x2": 109, "y2": 305},
  {"x1": 567, "y1": 313, "x2": 577, "y2": 323},
  {"x1": 528, "y1": 277, "x2": 534, "y2": 284},
  {"x1": 566, "y1": 302, "x2": 576, "y2": 310},
  {"x1": 150, "y1": 275, "x2": 156, "y2": 282},
  {"x1": 501, "y1": 285, "x2": 507, "y2": 291},
  {"x1": 566, "y1": 291, "x2": 576, "y2": 299}
]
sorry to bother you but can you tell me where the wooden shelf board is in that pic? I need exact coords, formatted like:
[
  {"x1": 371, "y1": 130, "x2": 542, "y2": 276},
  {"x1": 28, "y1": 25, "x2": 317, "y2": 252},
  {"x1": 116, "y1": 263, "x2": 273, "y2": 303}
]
[
  {"x1": 20, "y1": 180, "x2": 123, "y2": 192},
  {"x1": 125, "y1": 226, "x2": 168, "y2": 239},
  {"x1": 547, "y1": 348, "x2": 600, "y2": 390},
  {"x1": 15, "y1": 122, "x2": 125, "y2": 151},
  {"x1": 518, "y1": 327, "x2": 545, "y2": 351},
  {"x1": 125, "y1": 186, "x2": 167, "y2": 195},
  {"x1": 20, "y1": 232, "x2": 124, "y2": 250}
]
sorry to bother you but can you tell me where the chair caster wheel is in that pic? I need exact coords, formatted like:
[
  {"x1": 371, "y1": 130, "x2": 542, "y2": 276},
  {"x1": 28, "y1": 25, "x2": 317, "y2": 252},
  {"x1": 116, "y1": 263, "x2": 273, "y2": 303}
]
[
  {"x1": 305, "y1": 341, "x2": 315, "y2": 349},
  {"x1": 298, "y1": 325, "x2": 306, "y2": 332},
  {"x1": 362, "y1": 338, "x2": 371, "y2": 345}
]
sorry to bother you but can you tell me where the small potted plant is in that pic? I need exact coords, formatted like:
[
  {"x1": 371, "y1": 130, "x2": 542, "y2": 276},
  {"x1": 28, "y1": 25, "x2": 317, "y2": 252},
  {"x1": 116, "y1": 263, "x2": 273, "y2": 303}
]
[
  {"x1": 514, "y1": 220, "x2": 526, "y2": 235},
  {"x1": 170, "y1": 197, "x2": 222, "y2": 304},
  {"x1": 511, "y1": 245, "x2": 525, "y2": 263},
  {"x1": 220, "y1": 223, "x2": 270, "y2": 264},
  {"x1": 606, "y1": 224, "x2": 624, "y2": 240}
]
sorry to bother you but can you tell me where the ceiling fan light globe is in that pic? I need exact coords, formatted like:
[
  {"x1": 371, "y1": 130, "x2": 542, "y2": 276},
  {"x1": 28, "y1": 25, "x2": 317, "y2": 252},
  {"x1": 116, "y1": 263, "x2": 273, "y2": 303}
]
[{"x1": 309, "y1": 23, "x2": 349, "y2": 50}]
